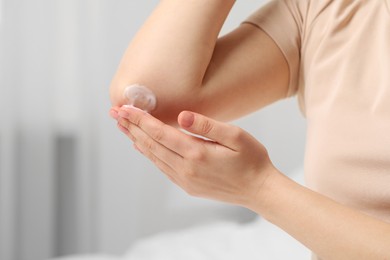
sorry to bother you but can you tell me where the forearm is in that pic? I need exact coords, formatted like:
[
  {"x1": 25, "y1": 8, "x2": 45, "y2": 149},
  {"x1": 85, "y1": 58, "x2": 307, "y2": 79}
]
[
  {"x1": 110, "y1": 0, "x2": 235, "y2": 124},
  {"x1": 250, "y1": 170, "x2": 390, "y2": 259},
  {"x1": 114, "y1": 99, "x2": 389, "y2": 258}
]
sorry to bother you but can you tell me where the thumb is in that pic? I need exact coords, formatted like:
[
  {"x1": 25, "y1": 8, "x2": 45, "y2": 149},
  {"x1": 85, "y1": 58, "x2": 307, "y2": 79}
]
[{"x1": 178, "y1": 111, "x2": 242, "y2": 150}]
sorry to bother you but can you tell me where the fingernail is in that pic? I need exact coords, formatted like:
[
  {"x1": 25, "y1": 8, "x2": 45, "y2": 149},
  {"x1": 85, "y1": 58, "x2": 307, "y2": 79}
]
[{"x1": 180, "y1": 111, "x2": 194, "y2": 128}]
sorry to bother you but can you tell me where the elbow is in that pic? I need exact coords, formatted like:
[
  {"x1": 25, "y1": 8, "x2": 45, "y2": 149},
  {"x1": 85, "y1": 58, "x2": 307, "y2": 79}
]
[
  {"x1": 109, "y1": 77, "x2": 199, "y2": 127},
  {"x1": 109, "y1": 57, "x2": 205, "y2": 126},
  {"x1": 109, "y1": 78, "x2": 127, "y2": 108}
]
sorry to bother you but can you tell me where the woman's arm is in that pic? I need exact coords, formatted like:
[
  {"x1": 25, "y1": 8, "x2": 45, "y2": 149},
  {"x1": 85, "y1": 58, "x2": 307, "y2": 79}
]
[
  {"x1": 114, "y1": 107, "x2": 390, "y2": 259},
  {"x1": 110, "y1": 0, "x2": 289, "y2": 124},
  {"x1": 255, "y1": 170, "x2": 390, "y2": 259}
]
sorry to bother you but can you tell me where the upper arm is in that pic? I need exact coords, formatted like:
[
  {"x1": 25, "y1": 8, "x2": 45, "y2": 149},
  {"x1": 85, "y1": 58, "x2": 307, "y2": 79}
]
[
  {"x1": 151, "y1": 23, "x2": 290, "y2": 124},
  {"x1": 110, "y1": 23, "x2": 290, "y2": 124},
  {"x1": 194, "y1": 23, "x2": 290, "y2": 122}
]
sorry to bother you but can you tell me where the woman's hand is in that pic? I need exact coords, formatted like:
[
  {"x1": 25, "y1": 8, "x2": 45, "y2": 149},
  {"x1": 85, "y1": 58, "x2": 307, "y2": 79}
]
[
  {"x1": 110, "y1": 106, "x2": 390, "y2": 259},
  {"x1": 110, "y1": 105, "x2": 276, "y2": 207}
]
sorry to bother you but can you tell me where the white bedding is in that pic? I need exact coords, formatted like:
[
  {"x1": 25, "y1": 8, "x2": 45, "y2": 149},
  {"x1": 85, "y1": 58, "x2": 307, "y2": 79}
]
[
  {"x1": 53, "y1": 217, "x2": 310, "y2": 260},
  {"x1": 125, "y1": 217, "x2": 309, "y2": 260},
  {"x1": 53, "y1": 170, "x2": 310, "y2": 260}
]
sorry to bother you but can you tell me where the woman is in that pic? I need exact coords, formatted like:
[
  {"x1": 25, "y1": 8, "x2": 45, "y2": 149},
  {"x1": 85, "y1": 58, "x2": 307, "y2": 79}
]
[{"x1": 109, "y1": 0, "x2": 390, "y2": 258}]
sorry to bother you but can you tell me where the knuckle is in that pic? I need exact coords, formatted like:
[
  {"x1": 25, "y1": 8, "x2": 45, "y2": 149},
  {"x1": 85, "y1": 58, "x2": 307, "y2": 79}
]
[
  {"x1": 151, "y1": 124, "x2": 165, "y2": 142},
  {"x1": 143, "y1": 138, "x2": 155, "y2": 151},
  {"x1": 186, "y1": 148, "x2": 205, "y2": 161},
  {"x1": 118, "y1": 117, "x2": 129, "y2": 129},
  {"x1": 133, "y1": 114, "x2": 143, "y2": 127},
  {"x1": 230, "y1": 126, "x2": 245, "y2": 141},
  {"x1": 137, "y1": 112, "x2": 155, "y2": 129},
  {"x1": 200, "y1": 119, "x2": 214, "y2": 135}
]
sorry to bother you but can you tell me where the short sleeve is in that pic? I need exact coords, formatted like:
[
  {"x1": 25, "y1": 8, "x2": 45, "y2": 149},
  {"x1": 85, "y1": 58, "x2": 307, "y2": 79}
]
[{"x1": 243, "y1": 0, "x2": 307, "y2": 97}]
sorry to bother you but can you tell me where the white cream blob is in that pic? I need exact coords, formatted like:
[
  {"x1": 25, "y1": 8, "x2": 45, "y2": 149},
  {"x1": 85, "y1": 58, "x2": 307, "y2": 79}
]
[{"x1": 123, "y1": 84, "x2": 157, "y2": 112}]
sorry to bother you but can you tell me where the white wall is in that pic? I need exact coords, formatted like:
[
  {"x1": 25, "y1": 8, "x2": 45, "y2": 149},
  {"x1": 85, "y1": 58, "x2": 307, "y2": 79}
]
[{"x1": 0, "y1": 0, "x2": 306, "y2": 259}]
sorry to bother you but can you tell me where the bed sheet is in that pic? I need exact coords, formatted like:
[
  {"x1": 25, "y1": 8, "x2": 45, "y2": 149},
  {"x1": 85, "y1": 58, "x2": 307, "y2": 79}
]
[
  {"x1": 52, "y1": 169, "x2": 309, "y2": 260},
  {"x1": 52, "y1": 217, "x2": 309, "y2": 260}
]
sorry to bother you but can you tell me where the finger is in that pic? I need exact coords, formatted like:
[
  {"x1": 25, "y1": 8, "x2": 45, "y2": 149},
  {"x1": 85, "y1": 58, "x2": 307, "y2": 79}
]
[
  {"x1": 133, "y1": 143, "x2": 181, "y2": 187},
  {"x1": 118, "y1": 106, "x2": 193, "y2": 156},
  {"x1": 127, "y1": 118, "x2": 185, "y2": 171},
  {"x1": 117, "y1": 118, "x2": 136, "y2": 141},
  {"x1": 109, "y1": 107, "x2": 121, "y2": 120},
  {"x1": 117, "y1": 121, "x2": 129, "y2": 135},
  {"x1": 178, "y1": 111, "x2": 243, "y2": 151}
]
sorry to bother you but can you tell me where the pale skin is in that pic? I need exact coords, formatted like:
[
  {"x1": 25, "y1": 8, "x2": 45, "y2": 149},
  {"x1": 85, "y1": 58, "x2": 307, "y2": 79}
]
[{"x1": 109, "y1": 0, "x2": 390, "y2": 259}]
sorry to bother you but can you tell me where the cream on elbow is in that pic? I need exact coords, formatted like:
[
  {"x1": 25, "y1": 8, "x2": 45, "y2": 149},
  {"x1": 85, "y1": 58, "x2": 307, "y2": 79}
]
[{"x1": 123, "y1": 84, "x2": 157, "y2": 112}]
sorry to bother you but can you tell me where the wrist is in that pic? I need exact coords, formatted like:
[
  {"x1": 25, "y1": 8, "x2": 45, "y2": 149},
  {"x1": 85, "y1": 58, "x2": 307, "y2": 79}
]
[{"x1": 245, "y1": 166, "x2": 286, "y2": 220}]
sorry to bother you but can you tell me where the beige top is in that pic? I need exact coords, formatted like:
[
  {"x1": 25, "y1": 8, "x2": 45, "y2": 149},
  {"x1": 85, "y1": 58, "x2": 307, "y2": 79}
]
[{"x1": 244, "y1": 0, "x2": 390, "y2": 225}]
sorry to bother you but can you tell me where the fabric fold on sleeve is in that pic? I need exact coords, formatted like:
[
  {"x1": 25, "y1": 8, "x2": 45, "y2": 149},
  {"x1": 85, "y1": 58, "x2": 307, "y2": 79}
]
[{"x1": 242, "y1": 0, "x2": 305, "y2": 97}]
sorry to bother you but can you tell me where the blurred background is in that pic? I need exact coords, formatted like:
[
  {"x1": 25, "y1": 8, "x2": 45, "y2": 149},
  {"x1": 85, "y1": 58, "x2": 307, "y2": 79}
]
[{"x1": 0, "y1": 0, "x2": 306, "y2": 260}]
